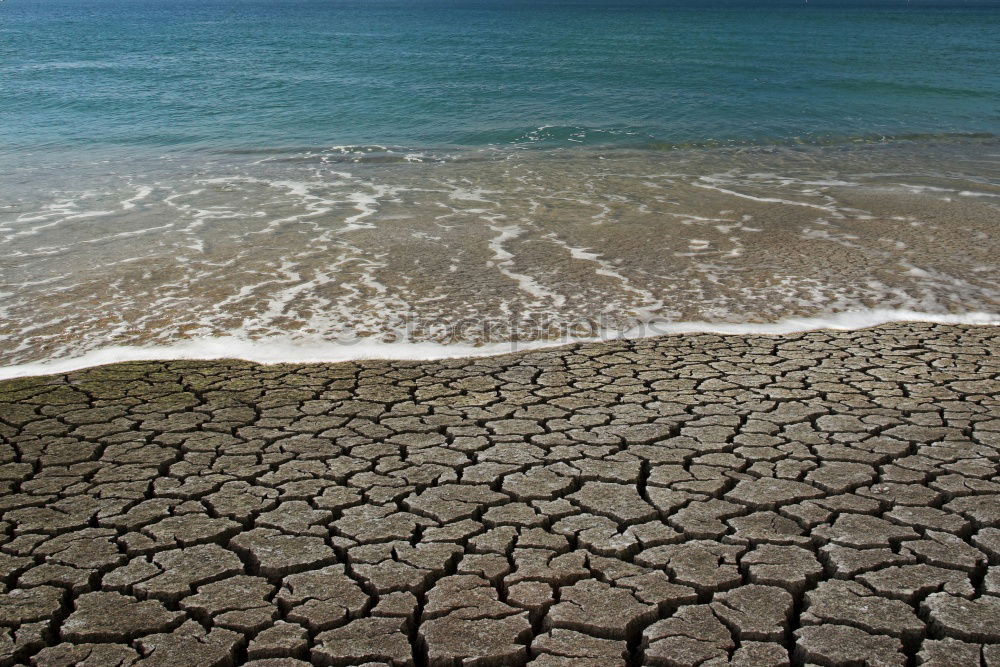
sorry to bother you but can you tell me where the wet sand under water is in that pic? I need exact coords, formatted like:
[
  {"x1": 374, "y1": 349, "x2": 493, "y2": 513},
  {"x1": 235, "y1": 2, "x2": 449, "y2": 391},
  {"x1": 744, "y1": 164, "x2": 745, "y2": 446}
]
[{"x1": 1, "y1": 140, "x2": 998, "y2": 372}]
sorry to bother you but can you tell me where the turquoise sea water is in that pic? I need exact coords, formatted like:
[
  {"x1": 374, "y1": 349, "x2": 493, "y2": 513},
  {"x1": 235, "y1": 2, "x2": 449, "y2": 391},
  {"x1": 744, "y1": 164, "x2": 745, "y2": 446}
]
[
  {"x1": 2, "y1": 0, "x2": 999, "y2": 154},
  {"x1": 1, "y1": 0, "x2": 999, "y2": 372}
]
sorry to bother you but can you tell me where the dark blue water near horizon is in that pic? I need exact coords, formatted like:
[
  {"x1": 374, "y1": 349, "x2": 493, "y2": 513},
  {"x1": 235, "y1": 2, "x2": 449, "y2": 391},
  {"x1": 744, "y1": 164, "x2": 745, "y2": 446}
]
[{"x1": 2, "y1": 0, "x2": 999, "y2": 157}]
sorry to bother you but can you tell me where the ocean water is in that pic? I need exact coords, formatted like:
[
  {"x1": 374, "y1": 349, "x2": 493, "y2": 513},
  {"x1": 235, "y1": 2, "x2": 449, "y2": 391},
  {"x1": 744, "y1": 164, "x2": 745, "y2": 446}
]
[{"x1": 1, "y1": 0, "x2": 999, "y2": 373}]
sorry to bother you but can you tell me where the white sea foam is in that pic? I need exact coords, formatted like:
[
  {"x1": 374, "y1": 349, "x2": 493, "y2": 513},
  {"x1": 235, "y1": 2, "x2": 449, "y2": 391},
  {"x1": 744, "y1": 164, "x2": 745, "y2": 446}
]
[
  {"x1": 0, "y1": 309, "x2": 995, "y2": 381},
  {"x1": 893, "y1": 183, "x2": 1000, "y2": 198},
  {"x1": 693, "y1": 177, "x2": 845, "y2": 213},
  {"x1": 120, "y1": 186, "x2": 154, "y2": 210},
  {"x1": 487, "y1": 225, "x2": 567, "y2": 307},
  {"x1": 554, "y1": 238, "x2": 664, "y2": 319}
]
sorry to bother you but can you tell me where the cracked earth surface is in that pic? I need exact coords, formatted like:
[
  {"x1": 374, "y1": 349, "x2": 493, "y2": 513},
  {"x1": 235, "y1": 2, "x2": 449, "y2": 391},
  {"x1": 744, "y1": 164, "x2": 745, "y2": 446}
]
[{"x1": 0, "y1": 322, "x2": 998, "y2": 666}]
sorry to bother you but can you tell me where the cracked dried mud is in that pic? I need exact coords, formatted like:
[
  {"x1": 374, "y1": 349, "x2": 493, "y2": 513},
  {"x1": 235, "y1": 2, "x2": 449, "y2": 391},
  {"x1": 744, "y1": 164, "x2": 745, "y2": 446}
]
[{"x1": 0, "y1": 322, "x2": 998, "y2": 666}]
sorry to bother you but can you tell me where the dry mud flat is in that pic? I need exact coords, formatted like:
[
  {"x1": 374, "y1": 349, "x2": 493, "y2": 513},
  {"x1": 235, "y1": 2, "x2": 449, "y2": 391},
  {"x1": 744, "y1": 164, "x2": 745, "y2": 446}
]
[{"x1": 0, "y1": 322, "x2": 997, "y2": 667}]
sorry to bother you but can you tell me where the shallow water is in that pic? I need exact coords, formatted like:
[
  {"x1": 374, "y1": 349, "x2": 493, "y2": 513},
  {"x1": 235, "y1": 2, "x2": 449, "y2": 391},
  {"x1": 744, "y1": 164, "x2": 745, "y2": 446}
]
[
  {"x1": 1, "y1": 0, "x2": 999, "y2": 371},
  {"x1": 2, "y1": 139, "x2": 998, "y2": 371}
]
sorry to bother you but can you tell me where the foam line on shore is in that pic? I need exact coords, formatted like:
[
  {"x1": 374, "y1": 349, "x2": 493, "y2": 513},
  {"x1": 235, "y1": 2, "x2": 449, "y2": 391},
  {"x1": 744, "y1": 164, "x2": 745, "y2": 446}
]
[{"x1": 0, "y1": 309, "x2": 996, "y2": 381}]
